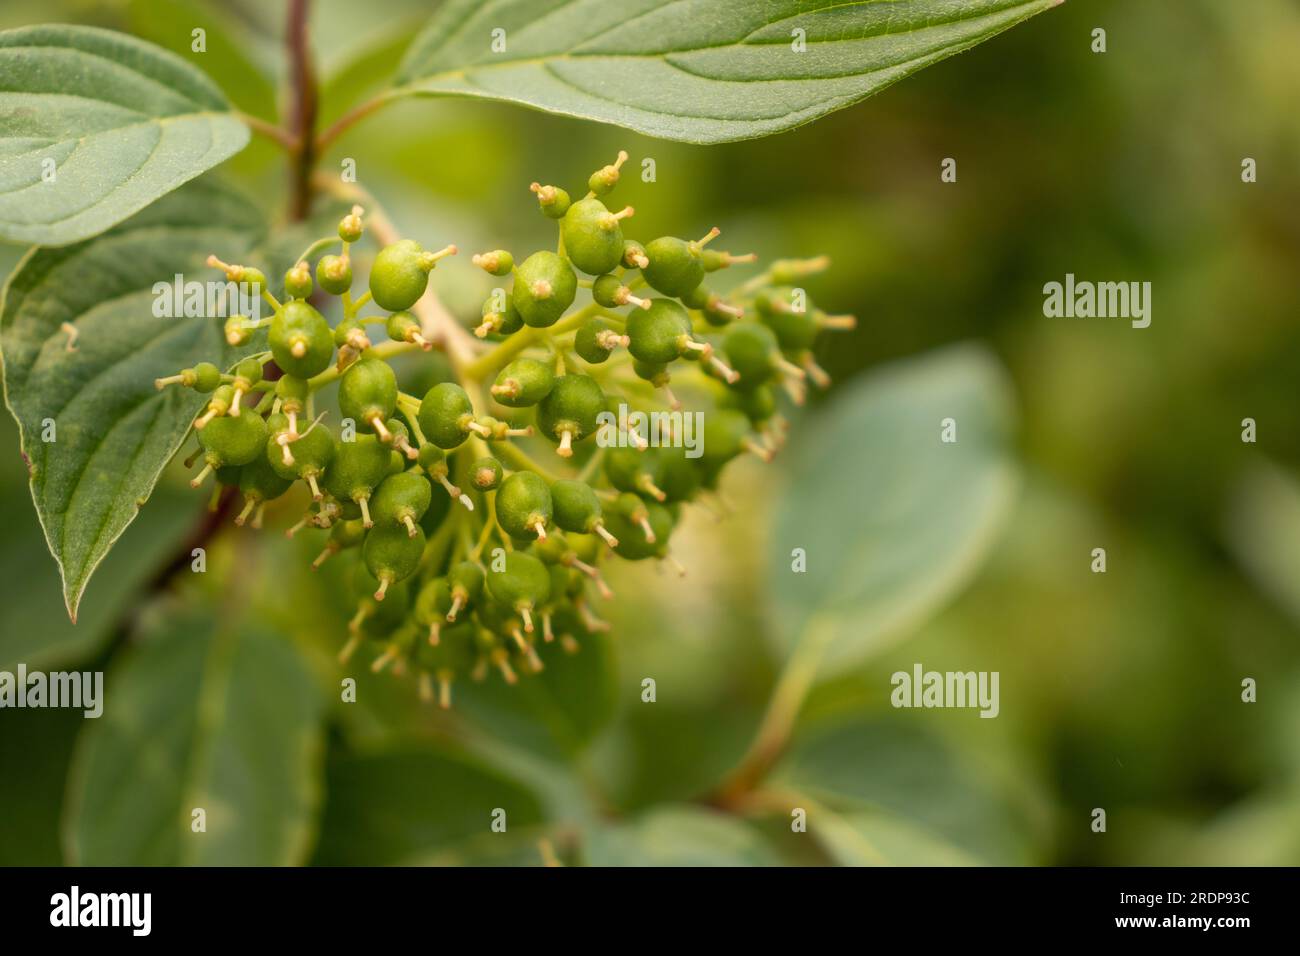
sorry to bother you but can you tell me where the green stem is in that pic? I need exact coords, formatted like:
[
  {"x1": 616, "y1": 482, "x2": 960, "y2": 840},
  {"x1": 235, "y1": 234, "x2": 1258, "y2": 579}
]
[{"x1": 706, "y1": 616, "x2": 835, "y2": 809}]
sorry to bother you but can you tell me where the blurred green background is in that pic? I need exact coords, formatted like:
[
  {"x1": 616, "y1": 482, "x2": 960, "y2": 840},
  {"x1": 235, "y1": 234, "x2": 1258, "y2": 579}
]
[{"x1": 1, "y1": 0, "x2": 1298, "y2": 866}]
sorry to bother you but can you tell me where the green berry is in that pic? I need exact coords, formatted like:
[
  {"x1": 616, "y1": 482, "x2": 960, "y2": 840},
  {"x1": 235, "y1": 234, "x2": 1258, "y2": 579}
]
[
  {"x1": 284, "y1": 261, "x2": 313, "y2": 299},
  {"x1": 724, "y1": 322, "x2": 782, "y2": 389},
  {"x1": 755, "y1": 286, "x2": 818, "y2": 350},
  {"x1": 363, "y1": 522, "x2": 426, "y2": 600},
  {"x1": 602, "y1": 493, "x2": 673, "y2": 560},
  {"x1": 513, "y1": 252, "x2": 576, "y2": 328},
  {"x1": 339, "y1": 357, "x2": 398, "y2": 435},
  {"x1": 198, "y1": 411, "x2": 268, "y2": 469},
  {"x1": 370, "y1": 471, "x2": 432, "y2": 536},
  {"x1": 472, "y1": 250, "x2": 514, "y2": 276},
  {"x1": 654, "y1": 446, "x2": 701, "y2": 503},
  {"x1": 369, "y1": 239, "x2": 448, "y2": 311},
  {"x1": 574, "y1": 317, "x2": 628, "y2": 365},
  {"x1": 235, "y1": 453, "x2": 292, "y2": 524},
  {"x1": 535, "y1": 373, "x2": 604, "y2": 457},
  {"x1": 192, "y1": 362, "x2": 222, "y2": 393},
  {"x1": 316, "y1": 255, "x2": 353, "y2": 295},
  {"x1": 561, "y1": 198, "x2": 628, "y2": 276},
  {"x1": 470, "y1": 457, "x2": 503, "y2": 491},
  {"x1": 385, "y1": 311, "x2": 428, "y2": 349},
  {"x1": 490, "y1": 358, "x2": 555, "y2": 408},
  {"x1": 626, "y1": 298, "x2": 694, "y2": 365},
  {"x1": 269, "y1": 300, "x2": 333, "y2": 378},
  {"x1": 683, "y1": 284, "x2": 740, "y2": 326},
  {"x1": 486, "y1": 551, "x2": 552, "y2": 625},
  {"x1": 605, "y1": 446, "x2": 666, "y2": 501},
  {"x1": 721, "y1": 382, "x2": 777, "y2": 424},
  {"x1": 323, "y1": 434, "x2": 391, "y2": 524},
  {"x1": 531, "y1": 182, "x2": 571, "y2": 219},
  {"x1": 477, "y1": 290, "x2": 524, "y2": 338},
  {"x1": 267, "y1": 419, "x2": 334, "y2": 494},
  {"x1": 622, "y1": 240, "x2": 650, "y2": 270},
  {"x1": 642, "y1": 236, "x2": 706, "y2": 298},
  {"x1": 333, "y1": 316, "x2": 371, "y2": 351},
  {"x1": 550, "y1": 478, "x2": 617, "y2": 546},
  {"x1": 448, "y1": 561, "x2": 486, "y2": 620},
  {"x1": 417, "y1": 382, "x2": 477, "y2": 450},
  {"x1": 496, "y1": 471, "x2": 552, "y2": 540}
]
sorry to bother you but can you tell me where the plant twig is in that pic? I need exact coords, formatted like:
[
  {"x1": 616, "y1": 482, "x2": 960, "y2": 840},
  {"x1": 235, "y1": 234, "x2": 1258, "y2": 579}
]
[
  {"x1": 286, "y1": 0, "x2": 318, "y2": 222},
  {"x1": 315, "y1": 95, "x2": 391, "y2": 154},
  {"x1": 237, "y1": 112, "x2": 298, "y2": 151}
]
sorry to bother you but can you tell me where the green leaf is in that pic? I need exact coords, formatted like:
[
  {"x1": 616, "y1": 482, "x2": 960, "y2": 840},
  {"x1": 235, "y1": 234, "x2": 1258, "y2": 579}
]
[
  {"x1": 391, "y1": 0, "x2": 1061, "y2": 144},
  {"x1": 773, "y1": 717, "x2": 1031, "y2": 865},
  {"x1": 0, "y1": 24, "x2": 250, "y2": 245},
  {"x1": 584, "y1": 805, "x2": 779, "y2": 866},
  {"x1": 1223, "y1": 460, "x2": 1300, "y2": 626},
  {"x1": 453, "y1": 631, "x2": 619, "y2": 762},
  {"x1": 0, "y1": 176, "x2": 266, "y2": 620},
  {"x1": 63, "y1": 605, "x2": 325, "y2": 865},
  {"x1": 769, "y1": 344, "x2": 1018, "y2": 677},
  {"x1": 313, "y1": 745, "x2": 546, "y2": 865}
]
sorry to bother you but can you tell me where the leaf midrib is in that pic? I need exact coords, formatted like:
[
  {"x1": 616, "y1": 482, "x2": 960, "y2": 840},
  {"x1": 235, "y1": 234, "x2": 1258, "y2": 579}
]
[{"x1": 396, "y1": 0, "x2": 1040, "y2": 89}]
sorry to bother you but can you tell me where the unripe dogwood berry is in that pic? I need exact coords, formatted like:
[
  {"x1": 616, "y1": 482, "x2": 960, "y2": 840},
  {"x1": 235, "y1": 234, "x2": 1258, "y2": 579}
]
[
  {"x1": 339, "y1": 357, "x2": 398, "y2": 438},
  {"x1": 641, "y1": 228, "x2": 719, "y2": 298},
  {"x1": 530, "y1": 182, "x2": 571, "y2": 219},
  {"x1": 486, "y1": 551, "x2": 551, "y2": 633},
  {"x1": 513, "y1": 251, "x2": 577, "y2": 328},
  {"x1": 418, "y1": 381, "x2": 485, "y2": 450},
  {"x1": 476, "y1": 290, "x2": 524, "y2": 338},
  {"x1": 363, "y1": 522, "x2": 426, "y2": 600},
  {"x1": 370, "y1": 470, "x2": 433, "y2": 537},
  {"x1": 284, "y1": 261, "x2": 313, "y2": 299},
  {"x1": 270, "y1": 300, "x2": 333, "y2": 378},
  {"x1": 470, "y1": 457, "x2": 503, "y2": 491},
  {"x1": 235, "y1": 453, "x2": 293, "y2": 525},
  {"x1": 316, "y1": 253, "x2": 353, "y2": 295},
  {"x1": 385, "y1": 311, "x2": 431, "y2": 350},
  {"x1": 574, "y1": 317, "x2": 630, "y2": 365},
  {"x1": 192, "y1": 409, "x2": 268, "y2": 486},
  {"x1": 472, "y1": 249, "x2": 514, "y2": 276},
  {"x1": 369, "y1": 239, "x2": 455, "y2": 311},
  {"x1": 561, "y1": 198, "x2": 633, "y2": 276},
  {"x1": 323, "y1": 433, "x2": 391, "y2": 526},
  {"x1": 536, "y1": 373, "x2": 605, "y2": 457},
  {"x1": 491, "y1": 357, "x2": 555, "y2": 408},
  {"x1": 496, "y1": 470, "x2": 552, "y2": 541}
]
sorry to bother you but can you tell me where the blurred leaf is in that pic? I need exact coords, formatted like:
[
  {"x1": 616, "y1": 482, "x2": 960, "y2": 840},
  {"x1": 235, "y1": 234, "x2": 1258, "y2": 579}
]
[
  {"x1": 453, "y1": 631, "x2": 618, "y2": 763},
  {"x1": 813, "y1": 808, "x2": 980, "y2": 866},
  {"x1": 769, "y1": 344, "x2": 1018, "y2": 677},
  {"x1": 391, "y1": 0, "x2": 1060, "y2": 144},
  {"x1": 64, "y1": 605, "x2": 325, "y2": 865},
  {"x1": 313, "y1": 744, "x2": 545, "y2": 865},
  {"x1": 0, "y1": 479, "x2": 195, "y2": 670},
  {"x1": 0, "y1": 176, "x2": 265, "y2": 620},
  {"x1": 1223, "y1": 459, "x2": 1300, "y2": 626},
  {"x1": 0, "y1": 704, "x2": 83, "y2": 864},
  {"x1": 774, "y1": 716, "x2": 1030, "y2": 864},
  {"x1": 584, "y1": 805, "x2": 778, "y2": 866},
  {"x1": 0, "y1": 24, "x2": 249, "y2": 244},
  {"x1": 126, "y1": 0, "x2": 279, "y2": 119}
]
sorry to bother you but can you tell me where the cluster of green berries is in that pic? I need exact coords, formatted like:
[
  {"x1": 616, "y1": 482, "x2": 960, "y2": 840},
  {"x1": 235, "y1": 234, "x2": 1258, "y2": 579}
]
[{"x1": 156, "y1": 153, "x2": 854, "y2": 709}]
